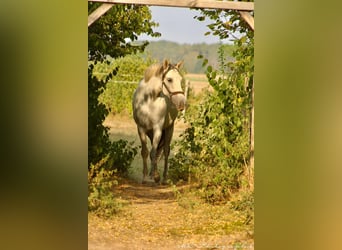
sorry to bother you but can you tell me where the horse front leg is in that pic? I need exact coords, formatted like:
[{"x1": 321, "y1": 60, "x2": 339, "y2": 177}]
[
  {"x1": 138, "y1": 127, "x2": 149, "y2": 184},
  {"x1": 150, "y1": 129, "x2": 162, "y2": 183}
]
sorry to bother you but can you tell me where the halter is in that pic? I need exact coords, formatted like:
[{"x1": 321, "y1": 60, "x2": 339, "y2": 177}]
[{"x1": 161, "y1": 67, "x2": 185, "y2": 99}]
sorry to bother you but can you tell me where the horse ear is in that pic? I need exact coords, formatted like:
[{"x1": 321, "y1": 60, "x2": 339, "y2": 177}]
[
  {"x1": 175, "y1": 60, "x2": 184, "y2": 69},
  {"x1": 159, "y1": 59, "x2": 170, "y2": 76},
  {"x1": 162, "y1": 59, "x2": 170, "y2": 69}
]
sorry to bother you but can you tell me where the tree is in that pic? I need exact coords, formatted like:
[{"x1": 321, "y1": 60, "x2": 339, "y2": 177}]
[
  {"x1": 170, "y1": 4, "x2": 254, "y2": 204},
  {"x1": 88, "y1": 3, "x2": 160, "y2": 61},
  {"x1": 88, "y1": 3, "x2": 160, "y2": 169},
  {"x1": 196, "y1": 1, "x2": 254, "y2": 189}
]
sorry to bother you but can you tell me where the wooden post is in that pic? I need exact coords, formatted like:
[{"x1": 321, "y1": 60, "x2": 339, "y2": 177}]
[
  {"x1": 249, "y1": 77, "x2": 254, "y2": 189},
  {"x1": 88, "y1": 3, "x2": 114, "y2": 27},
  {"x1": 182, "y1": 80, "x2": 190, "y2": 116},
  {"x1": 239, "y1": 11, "x2": 254, "y2": 30}
]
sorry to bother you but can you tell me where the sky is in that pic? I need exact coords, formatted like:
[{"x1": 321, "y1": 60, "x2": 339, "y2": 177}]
[{"x1": 138, "y1": 6, "x2": 226, "y2": 44}]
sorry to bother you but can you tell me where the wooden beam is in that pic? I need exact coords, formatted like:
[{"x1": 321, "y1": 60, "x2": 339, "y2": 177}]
[
  {"x1": 239, "y1": 11, "x2": 254, "y2": 30},
  {"x1": 88, "y1": 3, "x2": 114, "y2": 27},
  {"x1": 88, "y1": 0, "x2": 254, "y2": 11}
]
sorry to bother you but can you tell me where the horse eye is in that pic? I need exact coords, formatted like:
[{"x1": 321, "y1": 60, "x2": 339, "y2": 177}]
[{"x1": 167, "y1": 78, "x2": 173, "y2": 83}]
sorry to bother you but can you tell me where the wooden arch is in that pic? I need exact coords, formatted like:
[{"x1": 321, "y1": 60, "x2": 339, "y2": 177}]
[
  {"x1": 88, "y1": 0, "x2": 254, "y2": 30},
  {"x1": 88, "y1": 0, "x2": 255, "y2": 176}
]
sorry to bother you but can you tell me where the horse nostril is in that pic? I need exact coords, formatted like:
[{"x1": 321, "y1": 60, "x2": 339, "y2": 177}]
[{"x1": 178, "y1": 99, "x2": 185, "y2": 111}]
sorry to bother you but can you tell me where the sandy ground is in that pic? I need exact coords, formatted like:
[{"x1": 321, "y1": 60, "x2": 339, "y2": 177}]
[{"x1": 88, "y1": 180, "x2": 254, "y2": 250}]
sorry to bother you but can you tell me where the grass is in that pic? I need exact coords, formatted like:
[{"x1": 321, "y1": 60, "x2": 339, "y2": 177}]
[{"x1": 171, "y1": 185, "x2": 254, "y2": 236}]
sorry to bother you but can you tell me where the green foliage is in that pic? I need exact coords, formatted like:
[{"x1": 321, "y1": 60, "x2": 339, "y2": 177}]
[
  {"x1": 110, "y1": 139, "x2": 138, "y2": 175},
  {"x1": 170, "y1": 7, "x2": 254, "y2": 204},
  {"x1": 230, "y1": 190, "x2": 254, "y2": 225},
  {"x1": 88, "y1": 64, "x2": 138, "y2": 215},
  {"x1": 95, "y1": 55, "x2": 155, "y2": 115},
  {"x1": 88, "y1": 4, "x2": 156, "y2": 214},
  {"x1": 88, "y1": 156, "x2": 120, "y2": 218},
  {"x1": 88, "y1": 4, "x2": 156, "y2": 172},
  {"x1": 101, "y1": 82, "x2": 136, "y2": 115},
  {"x1": 170, "y1": 100, "x2": 250, "y2": 204},
  {"x1": 88, "y1": 3, "x2": 160, "y2": 61},
  {"x1": 88, "y1": 63, "x2": 112, "y2": 167},
  {"x1": 194, "y1": 1, "x2": 254, "y2": 42},
  {"x1": 88, "y1": 64, "x2": 139, "y2": 174}
]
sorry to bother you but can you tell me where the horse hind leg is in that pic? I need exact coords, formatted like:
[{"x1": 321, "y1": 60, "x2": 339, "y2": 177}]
[
  {"x1": 141, "y1": 144, "x2": 149, "y2": 184},
  {"x1": 162, "y1": 126, "x2": 174, "y2": 185},
  {"x1": 150, "y1": 146, "x2": 163, "y2": 180},
  {"x1": 162, "y1": 146, "x2": 170, "y2": 185}
]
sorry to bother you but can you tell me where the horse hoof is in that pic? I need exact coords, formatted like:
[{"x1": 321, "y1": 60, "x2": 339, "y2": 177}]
[
  {"x1": 142, "y1": 176, "x2": 149, "y2": 184},
  {"x1": 154, "y1": 175, "x2": 160, "y2": 183}
]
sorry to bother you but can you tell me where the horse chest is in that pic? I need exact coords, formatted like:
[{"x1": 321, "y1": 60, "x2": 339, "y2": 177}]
[{"x1": 135, "y1": 99, "x2": 177, "y2": 130}]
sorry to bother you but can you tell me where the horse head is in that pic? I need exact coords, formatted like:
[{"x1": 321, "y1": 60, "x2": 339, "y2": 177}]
[{"x1": 160, "y1": 60, "x2": 186, "y2": 111}]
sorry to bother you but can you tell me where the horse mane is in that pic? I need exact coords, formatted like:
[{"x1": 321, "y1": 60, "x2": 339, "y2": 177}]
[
  {"x1": 144, "y1": 63, "x2": 164, "y2": 82},
  {"x1": 144, "y1": 60, "x2": 184, "y2": 83}
]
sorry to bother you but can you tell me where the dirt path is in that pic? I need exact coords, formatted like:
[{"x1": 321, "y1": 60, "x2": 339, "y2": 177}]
[
  {"x1": 91, "y1": 105, "x2": 253, "y2": 249},
  {"x1": 88, "y1": 180, "x2": 254, "y2": 250}
]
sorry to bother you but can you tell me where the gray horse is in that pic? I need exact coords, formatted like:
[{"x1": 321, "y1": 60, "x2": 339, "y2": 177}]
[{"x1": 132, "y1": 60, "x2": 186, "y2": 184}]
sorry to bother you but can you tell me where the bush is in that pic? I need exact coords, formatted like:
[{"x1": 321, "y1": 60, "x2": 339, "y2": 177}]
[
  {"x1": 88, "y1": 156, "x2": 120, "y2": 218},
  {"x1": 109, "y1": 139, "x2": 139, "y2": 176},
  {"x1": 88, "y1": 63, "x2": 139, "y2": 176},
  {"x1": 230, "y1": 190, "x2": 254, "y2": 225},
  {"x1": 169, "y1": 39, "x2": 253, "y2": 204},
  {"x1": 170, "y1": 116, "x2": 250, "y2": 204},
  {"x1": 100, "y1": 81, "x2": 137, "y2": 115}
]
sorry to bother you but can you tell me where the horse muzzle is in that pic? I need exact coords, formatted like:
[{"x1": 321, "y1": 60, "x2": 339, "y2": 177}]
[{"x1": 170, "y1": 93, "x2": 186, "y2": 111}]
